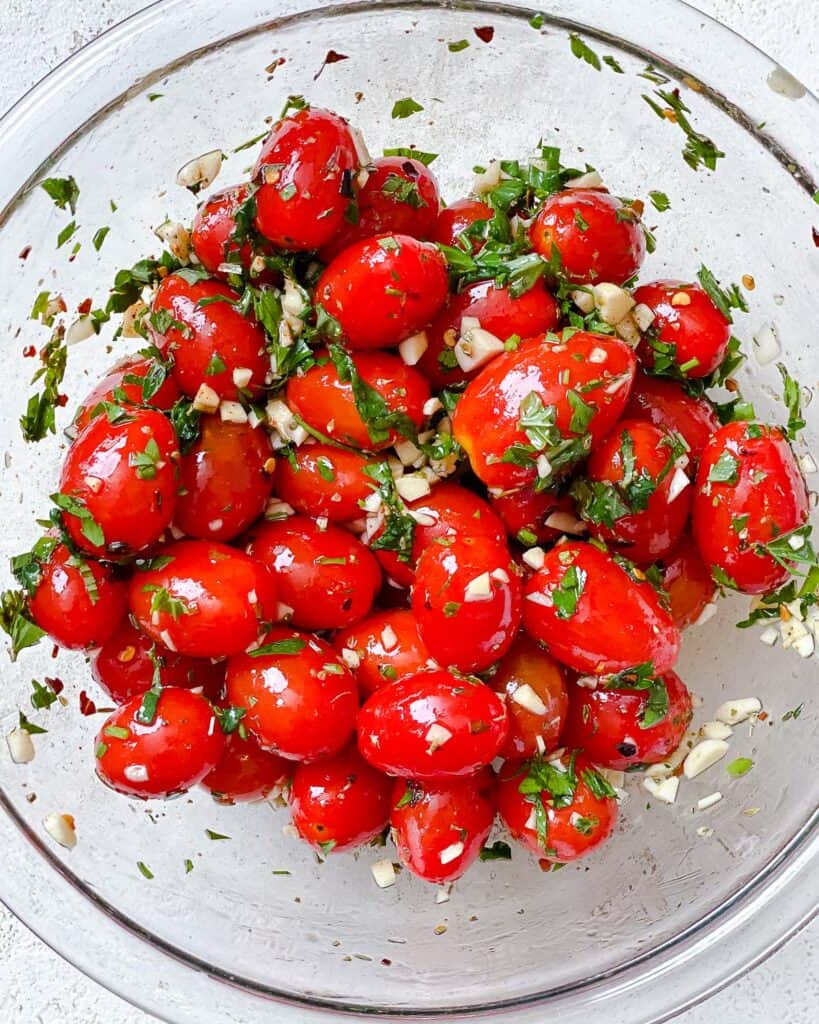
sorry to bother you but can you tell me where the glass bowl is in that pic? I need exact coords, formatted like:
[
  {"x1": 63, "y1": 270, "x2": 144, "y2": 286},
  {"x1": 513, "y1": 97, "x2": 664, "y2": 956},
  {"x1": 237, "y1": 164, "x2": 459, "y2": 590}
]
[{"x1": 0, "y1": 2, "x2": 817, "y2": 1022}]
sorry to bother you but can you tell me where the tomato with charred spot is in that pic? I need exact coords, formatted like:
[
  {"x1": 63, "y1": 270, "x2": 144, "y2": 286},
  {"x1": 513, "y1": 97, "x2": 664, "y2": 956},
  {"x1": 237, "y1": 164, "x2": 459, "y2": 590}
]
[
  {"x1": 624, "y1": 371, "x2": 720, "y2": 463},
  {"x1": 274, "y1": 442, "x2": 378, "y2": 523},
  {"x1": 432, "y1": 197, "x2": 493, "y2": 252},
  {"x1": 200, "y1": 728, "x2": 290, "y2": 804},
  {"x1": 73, "y1": 352, "x2": 179, "y2": 435},
  {"x1": 634, "y1": 281, "x2": 731, "y2": 379},
  {"x1": 660, "y1": 535, "x2": 717, "y2": 629},
  {"x1": 334, "y1": 608, "x2": 433, "y2": 697}
]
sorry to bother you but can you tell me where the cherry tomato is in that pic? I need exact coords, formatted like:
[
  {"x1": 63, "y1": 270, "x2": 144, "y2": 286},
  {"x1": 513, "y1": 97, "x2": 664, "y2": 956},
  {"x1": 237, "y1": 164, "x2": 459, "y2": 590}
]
[
  {"x1": 523, "y1": 541, "x2": 681, "y2": 675},
  {"x1": 634, "y1": 281, "x2": 731, "y2": 379},
  {"x1": 334, "y1": 608, "x2": 433, "y2": 697},
  {"x1": 200, "y1": 728, "x2": 290, "y2": 804},
  {"x1": 357, "y1": 670, "x2": 508, "y2": 780},
  {"x1": 692, "y1": 422, "x2": 809, "y2": 593},
  {"x1": 58, "y1": 408, "x2": 178, "y2": 557},
  {"x1": 496, "y1": 754, "x2": 617, "y2": 862},
  {"x1": 529, "y1": 190, "x2": 646, "y2": 285},
  {"x1": 390, "y1": 769, "x2": 496, "y2": 883},
  {"x1": 624, "y1": 371, "x2": 719, "y2": 462},
  {"x1": 28, "y1": 540, "x2": 127, "y2": 650},
  {"x1": 490, "y1": 489, "x2": 580, "y2": 547},
  {"x1": 129, "y1": 540, "x2": 277, "y2": 657},
  {"x1": 190, "y1": 183, "x2": 271, "y2": 278},
  {"x1": 490, "y1": 635, "x2": 568, "y2": 759},
  {"x1": 289, "y1": 745, "x2": 393, "y2": 851},
  {"x1": 412, "y1": 536, "x2": 522, "y2": 673},
  {"x1": 562, "y1": 670, "x2": 693, "y2": 769},
  {"x1": 287, "y1": 348, "x2": 430, "y2": 451},
  {"x1": 246, "y1": 515, "x2": 381, "y2": 630},
  {"x1": 660, "y1": 535, "x2": 717, "y2": 628},
  {"x1": 225, "y1": 627, "x2": 358, "y2": 761},
  {"x1": 452, "y1": 331, "x2": 637, "y2": 492},
  {"x1": 151, "y1": 273, "x2": 268, "y2": 401},
  {"x1": 433, "y1": 198, "x2": 493, "y2": 251},
  {"x1": 315, "y1": 235, "x2": 448, "y2": 351},
  {"x1": 274, "y1": 442, "x2": 377, "y2": 522},
  {"x1": 73, "y1": 352, "x2": 179, "y2": 434},
  {"x1": 253, "y1": 107, "x2": 360, "y2": 251},
  {"x1": 574, "y1": 419, "x2": 692, "y2": 563},
  {"x1": 174, "y1": 417, "x2": 273, "y2": 542},
  {"x1": 94, "y1": 688, "x2": 225, "y2": 798}
]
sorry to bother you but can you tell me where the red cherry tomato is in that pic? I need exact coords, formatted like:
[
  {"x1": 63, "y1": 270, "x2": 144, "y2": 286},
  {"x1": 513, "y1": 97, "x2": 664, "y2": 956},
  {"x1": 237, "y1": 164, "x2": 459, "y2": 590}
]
[
  {"x1": 522, "y1": 541, "x2": 681, "y2": 675},
  {"x1": 253, "y1": 107, "x2": 360, "y2": 251},
  {"x1": 490, "y1": 489, "x2": 580, "y2": 547},
  {"x1": 246, "y1": 515, "x2": 381, "y2": 630},
  {"x1": 334, "y1": 608, "x2": 433, "y2": 697},
  {"x1": 225, "y1": 627, "x2": 358, "y2": 761},
  {"x1": 562, "y1": 670, "x2": 693, "y2": 769},
  {"x1": 73, "y1": 352, "x2": 179, "y2": 434},
  {"x1": 274, "y1": 442, "x2": 377, "y2": 522},
  {"x1": 286, "y1": 348, "x2": 430, "y2": 451},
  {"x1": 289, "y1": 745, "x2": 393, "y2": 851},
  {"x1": 490, "y1": 635, "x2": 568, "y2": 759},
  {"x1": 190, "y1": 183, "x2": 270, "y2": 278},
  {"x1": 390, "y1": 769, "x2": 496, "y2": 883},
  {"x1": 452, "y1": 331, "x2": 637, "y2": 492},
  {"x1": 529, "y1": 190, "x2": 646, "y2": 285},
  {"x1": 94, "y1": 688, "x2": 225, "y2": 798},
  {"x1": 28, "y1": 540, "x2": 127, "y2": 650},
  {"x1": 129, "y1": 540, "x2": 277, "y2": 657},
  {"x1": 412, "y1": 536, "x2": 523, "y2": 673},
  {"x1": 692, "y1": 422, "x2": 809, "y2": 594},
  {"x1": 624, "y1": 371, "x2": 719, "y2": 462},
  {"x1": 315, "y1": 235, "x2": 448, "y2": 351},
  {"x1": 59, "y1": 408, "x2": 178, "y2": 557},
  {"x1": 151, "y1": 273, "x2": 268, "y2": 401},
  {"x1": 660, "y1": 535, "x2": 717, "y2": 628},
  {"x1": 433, "y1": 198, "x2": 493, "y2": 251},
  {"x1": 174, "y1": 418, "x2": 274, "y2": 542},
  {"x1": 357, "y1": 670, "x2": 508, "y2": 780},
  {"x1": 200, "y1": 729, "x2": 289, "y2": 804},
  {"x1": 497, "y1": 754, "x2": 618, "y2": 862},
  {"x1": 634, "y1": 281, "x2": 731, "y2": 379}
]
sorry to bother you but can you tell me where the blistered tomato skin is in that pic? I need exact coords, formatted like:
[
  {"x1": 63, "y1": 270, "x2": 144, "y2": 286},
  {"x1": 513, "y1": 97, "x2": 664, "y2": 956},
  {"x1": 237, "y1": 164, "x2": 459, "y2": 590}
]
[
  {"x1": 661, "y1": 535, "x2": 717, "y2": 629},
  {"x1": 624, "y1": 372, "x2": 720, "y2": 463},
  {"x1": 253, "y1": 107, "x2": 359, "y2": 251},
  {"x1": 128, "y1": 540, "x2": 278, "y2": 658},
  {"x1": 246, "y1": 515, "x2": 381, "y2": 631},
  {"x1": 432, "y1": 198, "x2": 493, "y2": 251},
  {"x1": 357, "y1": 670, "x2": 508, "y2": 780},
  {"x1": 225, "y1": 628, "x2": 358, "y2": 761},
  {"x1": 174, "y1": 418, "x2": 274, "y2": 542},
  {"x1": 289, "y1": 745, "x2": 393, "y2": 851},
  {"x1": 562, "y1": 670, "x2": 693, "y2": 769},
  {"x1": 315, "y1": 235, "x2": 449, "y2": 351},
  {"x1": 692, "y1": 422, "x2": 809, "y2": 594},
  {"x1": 274, "y1": 443, "x2": 377, "y2": 522},
  {"x1": 529, "y1": 190, "x2": 646, "y2": 285},
  {"x1": 190, "y1": 183, "x2": 264, "y2": 277},
  {"x1": 201, "y1": 731, "x2": 290, "y2": 804},
  {"x1": 28, "y1": 542, "x2": 127, "y2": 650},
  {"x1": 490, "y1": 489, "x2": 579, "y2": 548},
  {"x1": 95, "y1": 688, "x2": 226, "y2": 799},
  {"x1": 523, "y1": 542, "x2": 681, "y2": 676},
  {"x1": 452, "y1": 331, "x2": 637, "y2": 492},
  {"x1": 59, "y1": 408, "x2": 178, "y2": 558},
  {"x1": 634, "y1": 281, "x2": 731, "y2": 379},
  {"x1": 286, "y1": 349, "x2": 430, "y2": 452},
  {"x1": 390, "y1": 769, "x2": 496, "y2": 883},
  {"x1": 150, "y1": 273, "x2": 268, "y2": 401},
  {"x1": 73, "y1": 354, "x2": 180, "y2": 434},
  {"x1": 412, "y1": 536, "x2": 523, "y2": 674}
]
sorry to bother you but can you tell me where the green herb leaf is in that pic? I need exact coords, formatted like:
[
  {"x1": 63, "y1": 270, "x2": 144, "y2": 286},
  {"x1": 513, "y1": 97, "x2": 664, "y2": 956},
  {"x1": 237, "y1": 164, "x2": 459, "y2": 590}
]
[
  {"x1": 92, "y1": 226, "x2": 110, "y2": 251},
  {"x1": 572, "y1": 815, "x2": 599, "y2": 836},
  {"x1": 328, "y1": 343, "x2": 418, "y2": 447},
  {"x1": 11, "y1": 536, "x2": 59, "y2": 595},
  {"x1": 448, "y1": 39, "x2": 470, "y2": 52},
  {"x1": 642, "y1": 89, "x2": 724, "y2": 172},
  {"x1": 142, "y1": 584, "x2": 193, "y2": 620},
  {"x1": 1, "y1": 591, "x2": 46, "y2": 661},
  {"x1": 250, "y1": 638, "x2": 307, "y2": 657},
  {"x1": 184, "y1": 859, "x2": 194, "y2": 873},
  {"x1": 648, "y1": 190, "x2": 670, "y2": 212},
  {"x1": 382, "y1": 147, "x2": 438, "y2": 166},
  {"x1": 20, "y1": 327, "x2": 68, "y2": 442},
  {"x1": 777, "y1": 363, "x2": 806, "y2": 440},
  {"x1": 137, "y1": 861, "x2": 154, "y2": 879},
  {"x1": 552, "y1": 564, "x2": 587, "y2": 619},
  {"x1": 205, "y1": 829, "x2": 231, "y2": 841},
  {"x1": 129, "y1": 437, "x2": 163, "y2": 480},
  {"x1": 726, "y1": 757, "x2": 753, "y2": 778},
  {"x1": 50, "y1": 492, "x2": 105, "y2": 548},
  {"x1": 41, "y1": 175, "x2": 80, "y2": 214},
  {"x1": 363, "y1": 461, "x2": 416, "y2": 563},
  {"x1": 30, "y1": 678, "x2": 59, "y2": 711},
  {"x1": 169, "y1": 398, "x2": 202, "y2": 455},
  {"x1": 697, "y1": 265, "x2": 748, "y2": 323},
  {"x1": 581, "y1": 766, "x2": 618, "y2": 800},
  {"x1": 18, "y1": 711, "x2": 47, "y2": 735},
  {"x1": 782, "y1": 704, "x2": 803, "y2": 722},
  {"x1": 479, "y1": 840, "x2": 512, "y2": 861},
  {"x1": 602, "y1": 55, "x2": 624, "y2": 73},
  {"x1": 56, "y1": 220, "x2": 78, "y2": 248},
  {"x1": 569, "y1": 33, "x2": 601, "y2": 70},
  {"x1": 205, "y1": 352, "x2": 227, "y2": 376},
  {"x1": 708, "y1": 451, "x2": 740, "y2": 485},
  {"x1": 391, "y1": 97, "x2": 424, "y2": 119}
]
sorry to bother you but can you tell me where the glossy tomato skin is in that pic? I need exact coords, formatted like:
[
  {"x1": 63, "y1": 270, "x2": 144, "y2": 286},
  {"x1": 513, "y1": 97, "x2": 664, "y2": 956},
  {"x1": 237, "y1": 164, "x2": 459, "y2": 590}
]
[
  {"x1": 59, "y1": 408, "x2": 178, "y2": 557},
  {"x1": 92, "y1": 619, "x2": 225, "y2": 703},
  {"x1": 412, "y1": 536, "x2": 523, "y2": 673},
  {"x1": 529, "y1": 190, "x2": 646, "y2": 285},
  {"x1": 490, "y1": 489, "x2": 580, "y2": 547},
  {"x1": 433, "y1": 198, "x2": 493, "y2": 251},
  {"x1": 225, "y1": 627, "x2": 358, "y2": 761},
  {"x1": 490, "y1": 635, "x2": 568, "y2": 759},
  {"x1": 634, "y1": 281, "x2": 731, "y2": 379},
  {"x1": 315, "y1": 235, "x2": 449, "y2": 350},
  {"x1": 692, "y1": 422, "x2": 809, "y2": 593},
  {"x1": 95, "y1": 688, "x2": 225, "y2": 799},
  {"x1": 452, "y1": 332, "x2": 637, "y2": 492},
  {"x1": 287, "y1": 349, "x2": 429, "y2": 451},
  {"x1": 624, "y1": 371, "x2": 719, "y2": 463},
  {"x1": 129, "y1": 540, "x2": 277, "y2": 657},
  {"x1": 523, "y1": 542, "x2": 681, "y2": 675},
  {"x1": 253, "y1": 107, "x2": 359, "y2": 251},
  {"x1": 28, "y1": 541, "x2": 127, "y2": 650},
  {"x1": 417, "y1": 279, "x2": 561, "y2": 391},
  {"x1": 274, "y1": 442, "x2": 377, "y2": 523},
  {"x1": 246, "y1": 515, "x2": 381, "y2": 630},
  {"x1": 289, "y1": 745, "x2": 393, "y2": 851},
  {"x1": 562, "y1": 670, "x2": 693, "y2": 769},
  {"x1": 357, "y1": 670, "x2": 508, "y2": 780},
  {"x1": 496, "y1": 755, "x2": 617, "y2": 862},
  {"x1": 150, "y1": 273, "x2": 267, "y2": 401},
  {"x1": 174, "y1": 417, "x2": 274, "y2": 542},
  {"x1": 334, "y1": 608, "x2": 433, "y2": 697},
  {"x1": 660, "y1": 535, "x2": 717, "y2": 628},
  {"x1": 190, "y1": 183, "x2": 269, "y2": 278},
  {"x1": 200, "y1": 730, "x2": 290, "y2": 804},
  {"x1": 390, "y1": 769, "x2": 496, "y2": 883},
  {"x1": 73, "y1": 353, "x2": 180, "y2": 434}
]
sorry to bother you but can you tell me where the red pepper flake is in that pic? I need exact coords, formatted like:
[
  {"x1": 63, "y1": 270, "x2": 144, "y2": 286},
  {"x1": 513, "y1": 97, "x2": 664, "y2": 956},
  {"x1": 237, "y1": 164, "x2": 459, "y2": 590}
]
[
  {"x1": 757, "y1": 710, "x2": 769, "y2": 721},
  {"x1": 22, "y1": 345, "x2": 36, "y2": 358},
  {"x1": 79, "y1": 690, "x2": 97, "y2": 716},
  {"x1": 314, "y1": 50, "x2": 349, "y2": 81},
  {"x1": 19, "y1": 245, "x2": 31, "y2": 260},
  {"x1": 45, "y1": 676, "x2": 65, "y2": 695},
  {"x1": 77, "y1": 297, "x2": 92, "y2": 314},
  {"x1": 813, "y1": 227, "x2": 819, "y2": 247},
  {"x1": 51, "y1": 644, "x2": 59, "y2": 659},
  {"x1": 473, "y1": 25, "x2": 495, "y2": 43},
  {"x1": 56, "y1": 394, "x2": 69, "y2": 407}
]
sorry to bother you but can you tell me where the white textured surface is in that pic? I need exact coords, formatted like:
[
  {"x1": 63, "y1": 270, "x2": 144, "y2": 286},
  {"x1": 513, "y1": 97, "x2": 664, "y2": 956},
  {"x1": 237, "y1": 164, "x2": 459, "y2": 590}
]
[{"x1": 0, "y1": 2, "x2": 817, "y2": 1022}]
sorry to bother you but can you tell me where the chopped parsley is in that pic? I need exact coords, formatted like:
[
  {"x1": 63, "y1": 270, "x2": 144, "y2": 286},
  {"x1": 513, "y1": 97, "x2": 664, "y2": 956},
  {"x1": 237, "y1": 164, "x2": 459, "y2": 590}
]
[
  {"x1": 20, "y1": 326, "x2": 68, "y2": 442},
  {"x1": 0, "y1": 590, "x2": 46, "y2": 661},
  {"x1": 50, "y1": 492, "x2": 105, "y2": 548},
  {"x1": 205, "y1": 829, "x2": 231, "y2": 841},
  {"x1": 707, "y1": 451, "x2": 740, "y2": 485},
  {"x1": 581, "y1": 766, "x2": 618, "y2": 800},
  {"x1": 382, "y1": 146, "x2": 437, "y2": 166},
  {"x1": 129, "y1": 437, "x2": 163, "y2": 480},
  {"x1": 726, "y1": 757, "x2": 754, "y2": 778},
  {"x1": 697, "y1": 265, "x2": 747, "y2": 322},
  {"x1": 30, "y1": 678, "x2": 59, "y2": 711},
  {"x1": 205, "y1": 352, "x2": 227, "y2": 376},
  {"x1": 381, "y1": 172, "x2": 426, "y2": 208},
  {"x1": 501, "y1": 391, "x2": 593, "y2": 491},
  {"x1": 391, "y1": 97, "x2": 424, "y2": 119},
  {"x1": 56, "y1": 220, "x2": 79, "y2": 248},
  {"x1": 519, "y1": 753, "x2": 579, "y2": 850},
  {"x1": 250, "y1": 637, "x2": 307, "y2": 657},
  {"x1": 328, "y1": 343, "x2": 417, "y2": 447},
  {"x1": 18, "y1": 711, "x2": 47, "y2": 735},
  {"x1": 143, "y1": 584, "x2": 193, "y2": 620},
  {"x1": 363, "y1": 461, "x2": 416, "y2": 563},
  {"x1": 648, "y1": 190, "x2": 670, "y2": 212},
  {"x1": 642, "y1": 88, "x2": 724, "y2": 172},
  {"x1": 11, "y1": 535, "x2": 59, "y2": 595},
  {"x1": 448, "y1": 39, "x2": 470, "y2": 52},
  {"x1": 40, "y1": 175, "x2": 80, "y2": 214},
  {"x1": 777, "y1": 364, "x2": 805, "y2": 440},
  {"x1": 569, "y1": 33, "x2": 601, "y2": 70},
  {"x1": 552, "y1": 564, "x2": 587, "y2": 619},
  {"x1": 137, "y1": 861, "x2": 154, "y2": 879}
]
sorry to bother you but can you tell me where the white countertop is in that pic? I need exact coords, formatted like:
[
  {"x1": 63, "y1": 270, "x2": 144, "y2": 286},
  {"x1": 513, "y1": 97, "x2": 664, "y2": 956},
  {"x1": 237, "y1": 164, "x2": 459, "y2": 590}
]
[{"x1": 0, "y1": 1, "x2": 817, "y2": 1021}]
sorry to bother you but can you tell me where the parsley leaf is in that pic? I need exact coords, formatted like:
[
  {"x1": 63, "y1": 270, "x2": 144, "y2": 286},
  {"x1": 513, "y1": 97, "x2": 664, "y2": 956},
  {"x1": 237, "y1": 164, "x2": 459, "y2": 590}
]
[
  {"x1": 391, "y1": 97, "x2": 424, "y2": 119},
  {"x1": 777, "y1": 363, "x2": 806, "y2": 440},
  {"x1": 581, "y1": 766, "x2": 618, "y2": 800},
  {"x1": 142, "y1": 584, "x2": 193, "y2": 620},
  {"x1": 726, "y1": 757, "x2": 753, "y2": 778},
  {"x1": 41, "y1": 175, "x2": 80, "y2": 214},
  {"x1": 382, "y1": 147, "x2": 438, "y2": 166},
  {"x1": 552, "y1": 564, "x2": 587, "y2": 619},
  {"x1": 363, "y1": 462, "x2": 416, "y2": 563},
  {"x1": 0, "y1": 591, "x2": 46, "y2": 661},
  {"x1": 648, "y1": 190, "x2": 670, "y2": 212},
  {"x1": 250, "y1": 638, "x2": 307, "y2": 657},
  {"x1": 328, "y1": 343, "x2": 417, "y2": 447},
  {"x1": 707, "y1": 450, "x2": 740, "y2": 485},
  {"x1": 697, "y1": 265, "x2": 747, "y2": 322},
  {"x1": 129, "y1": 437, "x2": 163, "y2": 480},
  {"x1": 642, "y1": 88, "x2": 724, "y2": 172},
  {"x1": 50, "y1": 492, "x2": 105, "y2": 548},
  {"x1": 569, "y1": 33, "x2": 601, "y2": 70},
  {"x1": 20, "y1": 327, "x2": 68, "y2": 442}
]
